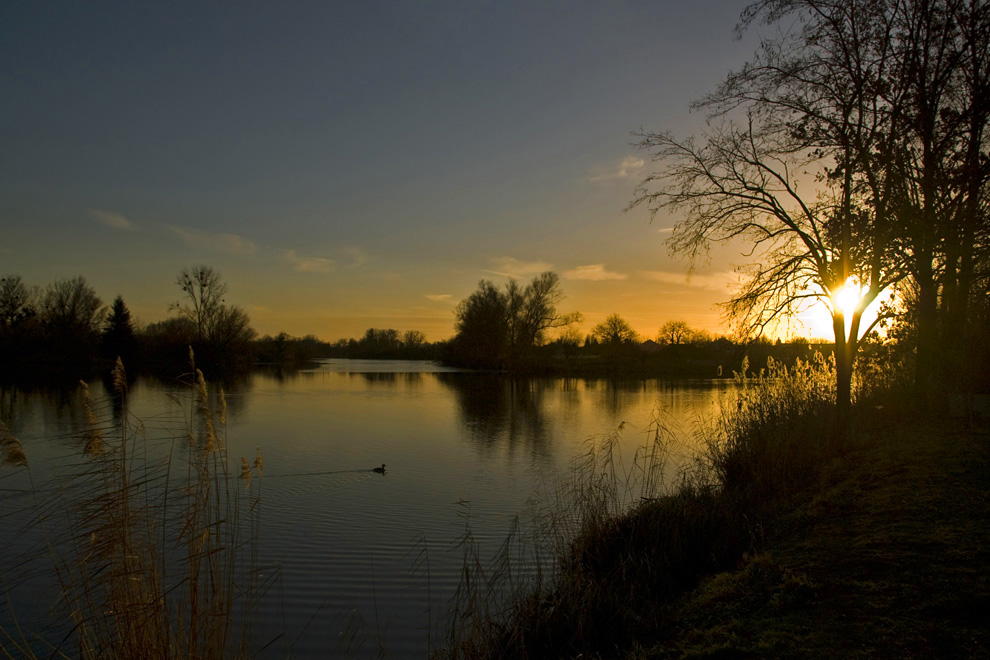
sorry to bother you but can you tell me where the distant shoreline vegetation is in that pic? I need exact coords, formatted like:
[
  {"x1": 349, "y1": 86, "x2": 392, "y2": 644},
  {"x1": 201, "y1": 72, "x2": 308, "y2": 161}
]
[{"x1": 1, "y1": 268, "x2": 844, "y2": 385}]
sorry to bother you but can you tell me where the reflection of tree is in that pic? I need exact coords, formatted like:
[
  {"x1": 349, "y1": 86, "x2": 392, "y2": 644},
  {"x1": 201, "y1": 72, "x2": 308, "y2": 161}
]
[
  {"x1": 357, "y1": 372, "x2": 424, "y2": 388},
  {"x1": 589, "y1": 379, "x2": 652, "y2": 419},
  {"x1": 359, "y1": 371, "x2": 398, "y2": 386},
  {"x1": 0, "y1": 386, "x2": 26, "y2": 436},
  {"x1": 0, "y1": 381, "x2": 103, "y2": 452},
  {"x1": 140, "y1": 369, "x2": 253, "y2": 422},
  {"x1": 435, "y1": 373, "x2": 551, "y2": 456}
]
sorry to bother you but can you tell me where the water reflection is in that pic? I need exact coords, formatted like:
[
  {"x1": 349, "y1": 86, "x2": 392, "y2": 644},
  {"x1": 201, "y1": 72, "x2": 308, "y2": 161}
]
[
  {"x1": 0, "y1": 362, "x2": 736, "y2": 660},
  {"x1": 437, "y1": 374, "x2": 552, "y2": 455}
]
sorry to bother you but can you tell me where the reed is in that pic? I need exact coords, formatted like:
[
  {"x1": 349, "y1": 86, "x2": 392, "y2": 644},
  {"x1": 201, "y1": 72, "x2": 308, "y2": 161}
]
[
  {"x1": 0, "y1": 420, "x2": 27, "y2": 469},
  {"x1": 436, "y1": 354, "x2": 841, "y2": 659},
  {"x1": 0, "y1": 355, "x2": 269, "y2": 660}
]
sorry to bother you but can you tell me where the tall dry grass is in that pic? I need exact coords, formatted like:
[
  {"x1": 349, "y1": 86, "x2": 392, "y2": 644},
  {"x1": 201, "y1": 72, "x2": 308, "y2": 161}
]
[
  {"x1": 0, "y1": 355, "x2": 270, "y2": 660},
  {"x1": 436, "y1": 409, "x2": 681, "y2": 659},
  {"x1": 436, "y1": 353, "x2": 840, "y2": 659}
]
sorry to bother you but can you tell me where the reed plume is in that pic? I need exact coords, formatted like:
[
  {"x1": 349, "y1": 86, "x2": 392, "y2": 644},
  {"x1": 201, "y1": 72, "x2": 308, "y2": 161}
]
[
  {"x1": 6, "y1": 357, "x2": 270, "y2": 660},
  {"x1": 0, "y1": 419, "x2": 27, "y2": 468}
]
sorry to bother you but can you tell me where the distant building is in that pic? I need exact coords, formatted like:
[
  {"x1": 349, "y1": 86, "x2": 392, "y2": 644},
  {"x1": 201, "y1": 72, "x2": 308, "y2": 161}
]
[{"x1": 641, "y1": 339, "x2": 661, "y2": 353}]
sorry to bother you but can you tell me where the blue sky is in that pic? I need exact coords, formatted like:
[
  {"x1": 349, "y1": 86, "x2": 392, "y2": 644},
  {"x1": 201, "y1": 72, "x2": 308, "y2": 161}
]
[{"x1": 0, "y1": 0, "x2": 807, "y2": 341}]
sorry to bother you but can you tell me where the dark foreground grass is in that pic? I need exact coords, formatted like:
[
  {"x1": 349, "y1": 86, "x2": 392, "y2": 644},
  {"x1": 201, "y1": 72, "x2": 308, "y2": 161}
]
[
  {"x1": 638, "y1": 420, "x2": 990, "y2": 659},
  {"x1": 438, "y1": 357, "x2": 840, "y2": 659},
  {"x1": 438, "y1": 355, "x2": 989, "y2": 660}
]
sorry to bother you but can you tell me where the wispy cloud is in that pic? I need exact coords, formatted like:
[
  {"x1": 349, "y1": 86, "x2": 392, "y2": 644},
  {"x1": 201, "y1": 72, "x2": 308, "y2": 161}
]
[
  {"x1": 168, "y1": 226, "x2": 258, "y2": 255},
  {"x1": 587, "y1": 155, "x2": 646, "y2": 183},
  {"x1": 640, "y1": 269, "x2": 737, "y2": 292},
  {"x1": 564, "y1": 264, "x2": 628, "y2": 281},
  {"x1": 487, "y1": 256, "x2": 553, "y2": 278},
  {"x1": 425, "y1": 294, "x2": 453, "y2": 302},
  {"x1": 342, "y1": 246, "x2": 369, "y2": 267},
  {"x1": 283, "y1": 249, "x2": 335, "y2": 273},
  {"x1": 90, "y1": 209, "x2": 136, "y2": 231}
]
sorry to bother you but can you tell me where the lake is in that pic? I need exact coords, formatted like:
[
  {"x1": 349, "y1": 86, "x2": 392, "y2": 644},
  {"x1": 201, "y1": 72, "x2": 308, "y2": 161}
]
[{"x1": 0, "y1": 360, "x2": 735, "y2": 658}]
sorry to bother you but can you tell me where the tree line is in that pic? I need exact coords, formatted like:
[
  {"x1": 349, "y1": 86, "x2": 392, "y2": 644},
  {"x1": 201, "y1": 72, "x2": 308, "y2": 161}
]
[
  {"x1": 438, "y1": 271, "x2": 831, "y2": 376},
  {"x1": 0, "y1": 266, "x2": 260, "y2": 381},
  {"x1": 2, "y1": 259, "x2": 940, "y2": 385}
]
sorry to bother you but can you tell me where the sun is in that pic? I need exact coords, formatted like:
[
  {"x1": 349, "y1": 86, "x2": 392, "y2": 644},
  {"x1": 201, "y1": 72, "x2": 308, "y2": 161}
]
[
  {"x1": 832, "y1": 278, "x2": 866, "y2": 319},
  {"x1": 791, "y1": 278, "x2": 889, "y2": 342}
]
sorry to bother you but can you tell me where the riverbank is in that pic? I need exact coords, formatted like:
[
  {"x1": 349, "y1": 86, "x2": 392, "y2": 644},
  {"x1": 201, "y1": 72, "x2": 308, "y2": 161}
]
[
  {"x1": 436, "y1": 353, "x2": 990, "y2": 659},
  {"x1": 633, "y1": 417, "x2": 990, "y2": 659}
]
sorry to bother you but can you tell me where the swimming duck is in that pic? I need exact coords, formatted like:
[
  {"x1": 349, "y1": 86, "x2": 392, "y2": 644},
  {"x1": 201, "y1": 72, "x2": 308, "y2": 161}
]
[{"x1": 373, "y1": 464, "x2": 387, "y2": 473}]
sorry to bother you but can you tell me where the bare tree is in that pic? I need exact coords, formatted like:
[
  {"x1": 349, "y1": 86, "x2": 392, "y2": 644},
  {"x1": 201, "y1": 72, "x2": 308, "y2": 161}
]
[
  {"x1": 515, "y1": 272, "x2": 583, "y2": 348},
  {"x1": 0, "y1": 275, "x2": 35, "y2": 327},
  {"x1": 698, "y1": 0, "x2": 990, "y2": 405},
  {"x1": 40, "y1": 276, "x2": 105, "y2": 334},
  {"x1": 630, "y1": 0, "x2": 930, "y2": 417},
  {"x1": 208, "y1": 305, "x2": 256, "y2": 351},
  {"x1": 658, "y1": 320, "x2": 693, "y2": 345},
  {"x1": 403, "y1": 329, "x2": 427, "y2": 349},
  {"x1": 171, "y1": 266, "x2": 228, "y2": 342}
]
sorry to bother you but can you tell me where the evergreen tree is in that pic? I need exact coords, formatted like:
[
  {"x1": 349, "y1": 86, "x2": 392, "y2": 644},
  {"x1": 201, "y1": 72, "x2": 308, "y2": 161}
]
[{"x1": 103, "y1": 295, "x2": 136, "y2": 363}]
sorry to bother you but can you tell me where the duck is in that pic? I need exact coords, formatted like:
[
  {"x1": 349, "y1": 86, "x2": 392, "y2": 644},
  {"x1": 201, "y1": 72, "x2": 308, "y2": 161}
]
[{"x1": 372, "y1": 464, "x2": 387, "y2": 474}]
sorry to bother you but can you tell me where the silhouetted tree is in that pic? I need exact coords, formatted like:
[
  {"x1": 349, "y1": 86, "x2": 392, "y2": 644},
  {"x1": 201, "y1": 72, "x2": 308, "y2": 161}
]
[
  {"x1": 658, "y1": 320, "x2": 692, "y2": 345},
  {"x1": 355, "y1": 328, "x2": 402, "y2": 357},
  {"x1": 450, "y1": 272, "x2": 581, "y2": 369},
  {"x1": 645, "y1": 0, "x2": 990, "y2": 411},
  {"x1": 171, "y1": 266, "x2": 227, "y2": 342},
  {"x1": 0, "y1": 275, "x2": 40, "y2": 377},
  {"x1": 34, "y1": 276, "x2": 105, "y2": 375},
  {"x1": 208, "y1": 305, "x2": 256, "y2": 354},
  {"x1": 40, "y1": 277, "x2": 105, "y2": 335},
  {"x1": 140, "y1": 318, "x2": 197, "y2": 368},
  {"x1": 553, "y1": 326, "x2": 584, "y2": 364},
  {"x1": 167, "y1": 266, "x2": 255, "y2": 370},
  {"x1": 630, "y1": 1, "x2": 922, "y2": 418},
  {"x1": 591, "y1": 314, "x2": 639, "y2": 345},
  {"x1": 452, "y1": 280, "x2": 510, "y2": 369},
  {"x1": 102, "y1": 295, "x2": 137, "y2": 363},
  {"x1": 0, "y1": 275, "x2": 35, "y2": 328},
  {"x1": 403, "y1": 330, "x2": 427, "y2": 350},
  {"x1": 513, "y1": 271, "x2": 582, "y2": 350}
]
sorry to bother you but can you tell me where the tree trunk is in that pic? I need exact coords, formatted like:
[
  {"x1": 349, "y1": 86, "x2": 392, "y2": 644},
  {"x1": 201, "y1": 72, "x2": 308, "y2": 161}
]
[
  {"x1": 833, "y1": 315, "x2": 853, "y2": 443},
  {"x1": 915, "y1": 263, "x2": 939, "y2": 412}
]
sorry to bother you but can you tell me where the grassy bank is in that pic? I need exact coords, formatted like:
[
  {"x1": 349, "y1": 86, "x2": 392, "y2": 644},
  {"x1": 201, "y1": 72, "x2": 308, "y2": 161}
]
[
  {"x1": 642, "y1": 418, "x2": 989, "y2": 659},
  {"x1": 437, "y1": 357, "x2": 990, "y2": 659}
]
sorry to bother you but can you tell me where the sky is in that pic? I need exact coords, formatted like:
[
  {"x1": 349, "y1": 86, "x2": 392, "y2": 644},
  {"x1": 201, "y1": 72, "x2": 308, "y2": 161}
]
[{"x1": 0, "y1": 1, "x2": 832, "y2": 342}]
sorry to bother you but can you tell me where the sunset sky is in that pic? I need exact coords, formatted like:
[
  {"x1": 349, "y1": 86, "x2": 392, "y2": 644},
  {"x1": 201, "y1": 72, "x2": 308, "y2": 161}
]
[{"x1": 1, "y1": 1, "x2": 831, "y2": 342}]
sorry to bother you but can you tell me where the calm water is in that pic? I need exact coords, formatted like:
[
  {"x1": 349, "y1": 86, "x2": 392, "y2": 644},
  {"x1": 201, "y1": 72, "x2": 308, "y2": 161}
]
[{"x1": 0, "y1": 360, "x2": 734, "y2": 658}]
